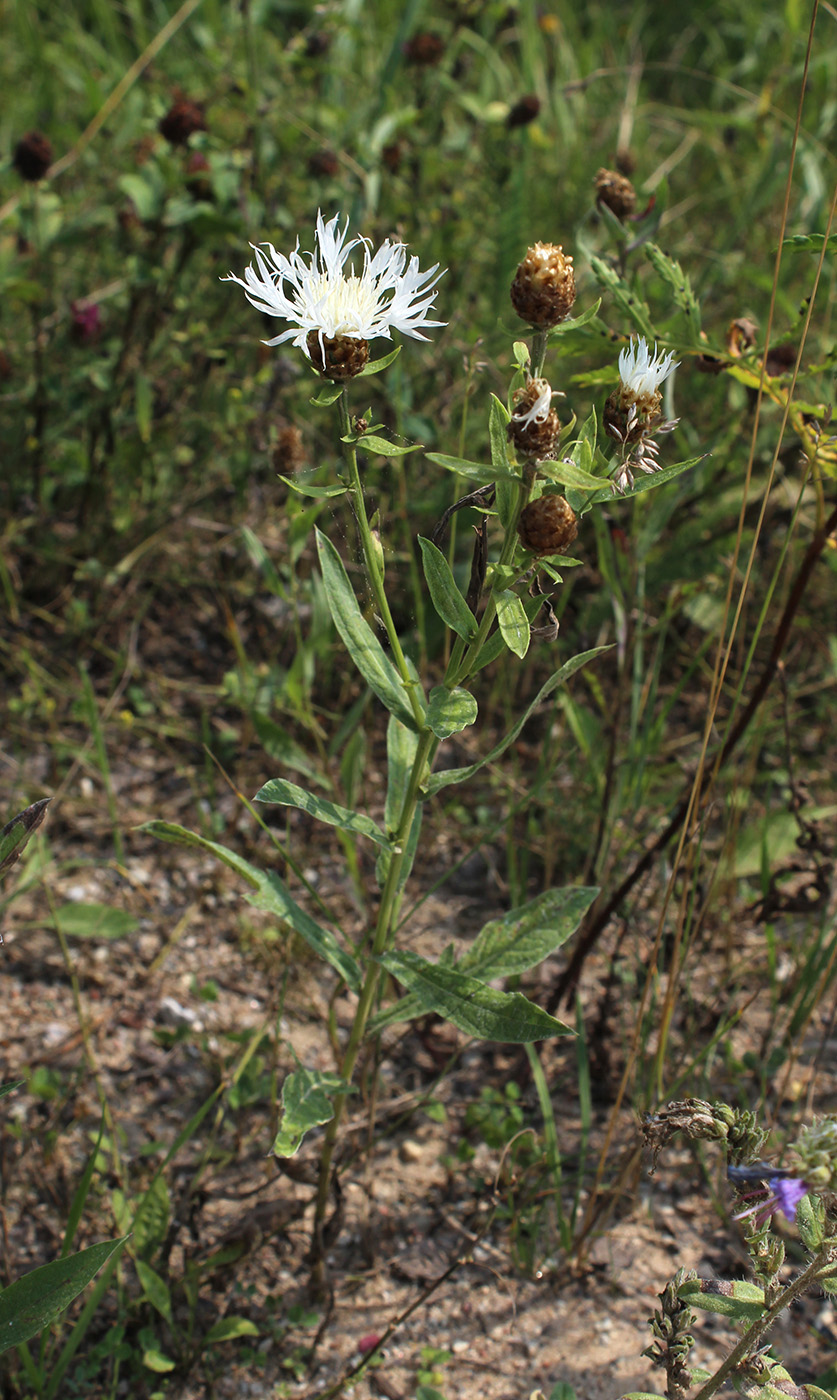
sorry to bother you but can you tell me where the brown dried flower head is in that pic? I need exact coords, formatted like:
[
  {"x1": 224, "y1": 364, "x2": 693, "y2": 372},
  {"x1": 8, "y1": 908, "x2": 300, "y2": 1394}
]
[
  {"x1": 159, "y1": 98, "x2": 207, "y2": 146},
  {"x1": 273, "y1": 425, "x2": 306, "y2": 475},
  {"x1": 306, "y1": 330, "x2": 370, "y2": 381},
  {"x1": 726, "y1": 317, "x2": 758, "y2": 359},
  {"x1": 508, "y1": 378, "x2": 561, "y2": 459},
  {"x1": 507, "y1": 95, "x2": 541, "y2": 129},
  {"x1": 404, "y1": 32, "x2": 445, "y2": 65},
  {"x1": 518, "y1": 494, "x2": 578, "y2": 557},
  {"x1": 594, "y1": 167, "x2": 636, "y2": 220},
  {"x1": 12, "y1": 131, "x2": 52, "y2": 182},
  {"x1": 510, "y1": 242, "x2": 575, "y2": 327}
]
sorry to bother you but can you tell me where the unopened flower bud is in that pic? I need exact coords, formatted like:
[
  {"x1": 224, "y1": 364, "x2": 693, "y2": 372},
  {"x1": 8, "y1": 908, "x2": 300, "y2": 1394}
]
[
  {"x1": 791, "y1": 1118, "x2": 837, "y2": 1192},
  {"x1": 404, "y1": 32, "x2": 444, "y2": 65},
  {"x1": 510, "y1": 243, "x2": 575, "y2": 328},
  {"x1": 12, "y1": 131, "x2": 52, "y2": 182},
  {"x1": 518, "y1": 494, "x2": 578, "y2": 557},
  {"x1": 594, "y1": 167, "x2": 636, "y2": 220},
  {"x1": 508, "y1": 378, "x2": 561, "y2": 459},
  {"x1": 306, "y1": 331, "x2": 370, "y2": 380}
]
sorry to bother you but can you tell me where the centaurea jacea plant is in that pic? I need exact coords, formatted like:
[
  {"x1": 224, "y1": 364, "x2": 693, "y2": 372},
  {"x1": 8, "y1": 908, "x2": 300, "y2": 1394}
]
[{"x1": 151, "y1": 214, "x2": 700, "y2": 1290}]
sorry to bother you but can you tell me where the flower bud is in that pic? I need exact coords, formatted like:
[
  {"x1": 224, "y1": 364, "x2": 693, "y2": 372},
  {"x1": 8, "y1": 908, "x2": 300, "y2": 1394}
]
[
  {"x1": 12, "y1": 131, "x2": 52, "y2": 182},
  {"x1": 594, "y1": 167, "x2": 636, "y2": 220},
  {"x1": 510, "y1": 243, "x2": 575, "y2": 327},
  {"x1": 791, "y1": 1118, "x2": 837, "y2": 1192},
  {"x1": 159, "y1": 98, "x2": 206, "y2": 146},
  {"x1": 306, "y1": 331, "x2": 370, "y2": 380},
  {"x1": 518, "y1": 494, "x2": 578, "y2": 557},
  {"x1": 507, "y1": 378, "x2": 560, "y2": 459}
]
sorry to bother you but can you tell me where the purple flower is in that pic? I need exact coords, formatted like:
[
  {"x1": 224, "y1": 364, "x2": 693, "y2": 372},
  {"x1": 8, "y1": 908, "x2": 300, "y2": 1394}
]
[{"x1": 733, "y1": 1175, "x2": 808, "y2": 1226}]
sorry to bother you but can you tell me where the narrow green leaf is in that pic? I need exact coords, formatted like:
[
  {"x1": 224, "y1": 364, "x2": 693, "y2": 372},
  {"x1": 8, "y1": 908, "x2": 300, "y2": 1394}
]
[
  {"x1": 310, "y1": 383, "x2": 343, "y2": 406},
  {"x1": 645, "y1": 244, "x2": 701, "y2": 341},
  {"x1": 204, "y1": 1317, "x2": 260, "y2": 1344},
  {"x1": 50, "y1": 903, "x2": 139, "y2": 941},
  {"x1": 277, "y1": 474, "x2": 347, "y2": 499},
  {"x1": 0, "y1": 1237, "x2": 130, "y2": 1355},
  {"x1": 135, "y1": 371, "x2": 152, "y2": 444},
  {"x1": 141, "y1": 1343, "x2": 176, "y2": 1373},
  {"x1": 354, "y1": 433, "x2": 421, "y2": 457},
  {"x1": 426, "y1": 452, "x2": 520, "y2": 485},
  {"x1": 588, "y1": 254, "x2": 655, "y2": 339},
  {"x1": 0, "y1": 1082, "x2": 24, "y2": 1099},
  {"x1": 547, "y1": 298, "x2": 603, "y2": 337},
  {"x1": 538, "y1": 460, "x2": 604, "y2": 491},
  {"x1": 273, "y1": 1067, "x2": 354, "y2": 1157},
  {"x1": 255, "y1": 777, "x2": 390, "y2": 848},
  {"x1": 376, "y1": 715, "x2": 423, "y2": 893},
  {"x1": 423, "y1": 647, "x2": 610, "y2": 796},
  {"x1": 783, "y1": 232, "x2": 837, "y2": 253},
  {"x1": 495, "y1": 589, "x2": 530, "y2": 658},
  {"x1": 379, "y1": 950, "x2": 572, "y2": 1042},
  {"x1": 488, "y1": 394, "x2": 512, "y2": 474},
  {"x1": 135, "y1": 1260, "x2": 173, "y2": 1326},
  {"x1": 425, "y1": 685, "x2": 478, "y2": 738},
  {"x1": 619, "y1": 454, "x2": 706, "y2": 497},
  {"x1": 459, "y1": 887, "x2": 599, "y2": 979},
  {"x1": 316, "y1": 530, "x2": 421, "y2": 733},
  {"x1": 418, "y1": 537, "x2": 478, "y2": 641},
  {"x1": 357, "y1": 345, "x2": 401, "y2": 375},
  {"x1": 679, "y1": 1278, "x2": 764, "y2": 1321},
  {"x1": 142, "y1": 822, "x2": 361, "y2": 991}
]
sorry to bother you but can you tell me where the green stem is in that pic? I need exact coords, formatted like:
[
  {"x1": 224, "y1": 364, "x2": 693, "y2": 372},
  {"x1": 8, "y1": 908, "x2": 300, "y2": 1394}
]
[
  {"x1": 338, "y1": 391, "x2": 425, "y2": 728},
  {"x1": 690, "y1": 1249, "x2": 837, "y2": 1400}
]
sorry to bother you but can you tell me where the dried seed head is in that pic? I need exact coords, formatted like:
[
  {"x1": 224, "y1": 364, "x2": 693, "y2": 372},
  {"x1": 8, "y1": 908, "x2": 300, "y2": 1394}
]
[
  {"x1": 507, "y1": 95, "x2": 541, "y2": 129},
  {"x1": 510, "y1": 243, "x2": 575, "y2": 327},
  {"x1": 594, "y1": 167, "x2": 637, "y2": 220},
  {"x1": 12, "y1": 131, "x2": 52, "y2": 182},
  {"x1": 158, "y1": 98, "x2": 206, "y2": 146},
  {"x1": 308, "y1": 149, "x2": 340, "y2": 178},
  {"x1": 726, "y1": 317, "x2": 758, "y2": 358},
  {"x1": 404, "y1": 32, "x2": 445, "y2": 65},
  {"x1": 518, "y1": 494, "x2": 578, "y2": 557},
  {"x1": 273, "y1": 425, "x2": 306, "y2": 475},
  {"x1": 306, "y1": 330, "x2": 370, "y2": 380},
  {"x1": 508, "y1": 378, "x2": 561, "y2": 459}
]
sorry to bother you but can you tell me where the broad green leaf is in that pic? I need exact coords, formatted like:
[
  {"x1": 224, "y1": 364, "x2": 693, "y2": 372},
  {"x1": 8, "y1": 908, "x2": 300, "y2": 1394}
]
[
  {"x1": 255, "y1": 777, "x2": 391, "y2": 849},
  {"x1": 316, "y1": 530, "x2": 421, "y2": 733},
  {"x1": 310, "y1": 383, "x2": 343, "y2": 406},
  {"x1": 423, "y1": 647, "x2": 609, "y2": 796},
  {"x1": 141, "y1": 1339, "x2": 176, "y2": 1372},
  {"x1": 418, "y1": 537, "x2": 478, "y2": 641},
  {"x1": 358, "y1": 345, "x2": 401, "y2": 375},
  {"x1": 0, "y1": 1237, "x2": 129, "y2": 1355},
  {"x1": 0, "y1": 799, "x2": 49, "y2": 876},
  {"x1": 273, "y1": 1067, "x2": 354, "y2": 1157},
  {"x1": 142, "y1": 822, "x2": 361, "y2": 991},
  {"x1": 376, "y1": 715, "x2": 423, "y2": 892},
  {"x1": 204, "y1": 1317, "x2": 260, "y2": 1344},
  {"x1": 135, "y1": 1260, "x2": 172, "y2": 1325},
  {"x1": 795, "y1": 1191, "x2": 826, "y2": 1250},
  {"x1": 379, "y1": 950, "x2": 572, "y2": 1042},
  {"x1": 372, "y1": 887, "x2": 597, "y2": 1033},
  {"x1": 50, "y1": 903, "x2": 139, "y2": 941},
  {"x1": 459, "y1": 887, "x2": 599, "y2": 979},
  {"x1": 426, "y1": 452, "x2": 520, "y2": 485},
  {"x1": 425, "y1": 686, "x2": 478, "y2": 739},
  {"x1": 679, "y1": 1278, "x2": 764, "y2": 1322},
  {"x1": 353, "y1": 433, "x2": 421, "y2": 457},
  {"x1": 494, "y1": 589, "x2": 529, "y2": 658},
  {"x1": 278, "y1": 474, "x2": 347, "y2": 499},
  {"x1": 538, "y1": 459, "x2": 604, "y2": 491}
]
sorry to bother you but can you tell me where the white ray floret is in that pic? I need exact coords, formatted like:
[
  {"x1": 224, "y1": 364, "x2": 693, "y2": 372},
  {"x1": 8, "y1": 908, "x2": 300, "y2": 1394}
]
[
  {"x1": 224, "y1": 211, "x2": 445, "y2": 356},
  {"x1": 618, "y1": 337, "x2": 679, "y2": 396}
]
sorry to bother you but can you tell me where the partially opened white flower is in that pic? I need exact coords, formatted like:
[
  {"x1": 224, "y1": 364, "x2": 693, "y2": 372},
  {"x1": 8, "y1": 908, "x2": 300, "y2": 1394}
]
[
  {"x1": 225, "y1": 211, "x2": 445, "y2": 377},
  {"x1": 617, "y1": 337, "x2": 679, "y2": 398}
]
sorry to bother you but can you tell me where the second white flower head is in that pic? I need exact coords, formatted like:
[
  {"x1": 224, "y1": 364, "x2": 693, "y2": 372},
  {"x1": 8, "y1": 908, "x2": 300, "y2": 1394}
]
[
  {"x1": 618, "y1": 337, "x2": 679, "y2": 397},
  {"x1": 225, "y1": 211, "x2": 446, "y2": 356}
]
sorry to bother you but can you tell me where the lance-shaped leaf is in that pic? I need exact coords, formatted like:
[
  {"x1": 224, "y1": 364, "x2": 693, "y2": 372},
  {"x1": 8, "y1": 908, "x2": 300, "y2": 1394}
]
[
  {"x1": 143, "y1": 822, "x2": 361, "y2": 991},
  {"x1": 273, "y1": 1067, "x2": 354, "y2": 1157},
  {"x1": 371, "y1": 886, "x2": 597, "y2": 1033},
  {"x1": 0, "y1": 799, "x2": 50, "y2": 877},
  {"x1": 678, "y1": 1277, "x2": 764, "y2": 1322},
  {"x1": 425, "y1": 452, "x2": 520, "y2": 486},
  {"x1": 495, "y1": 589, "x2": 530, "y2": 658},
  {"x1": 278, "y1": 474, "x2": 348, "y2": 499},
  {"x1": 0, "y1": 1237, "x2": 130, "y2": 1355},
  {"x1": 255, "y1": 777, "x2": 391, "y2": 849},
  {"x1": 379, "y1": 949, "x2": 571, "y2": 1042},
  {"x1": 316, "y1": 530, "x2": 422, "y2": 732},
  {"x1": 418, "y1": 537, "x2": 478, "y2": 642},
  {"x1": 425, "y1": 686, "x2": 478, "y2": 739},
  {"x1": 424, "y1": 648, "x2": 609, "y2": 796},
  {"x1": 351, "y1": 433, "x2": 421, "y2": 457}
]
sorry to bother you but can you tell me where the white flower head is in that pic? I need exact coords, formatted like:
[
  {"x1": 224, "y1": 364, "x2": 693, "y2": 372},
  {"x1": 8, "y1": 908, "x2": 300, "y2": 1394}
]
[
  {"x1": 512, "y1": 377, "x2": 554, "y2": 428},
  {"x1": 224, "y1": 211, "x2": 446, "y2": 359},
  {"x1": 618, "y1": 337, "x2": 679, "y2": 397}
]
